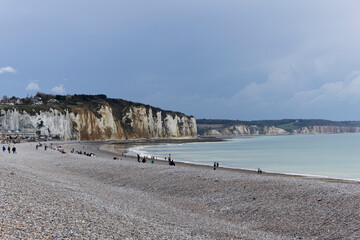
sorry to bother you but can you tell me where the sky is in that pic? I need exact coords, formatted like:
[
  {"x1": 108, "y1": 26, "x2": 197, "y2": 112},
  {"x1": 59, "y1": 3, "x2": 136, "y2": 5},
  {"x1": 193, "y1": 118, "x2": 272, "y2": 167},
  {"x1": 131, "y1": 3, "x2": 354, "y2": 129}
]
[{"x1": 1, "y1": 1, "x2": 360, "y2": 121}]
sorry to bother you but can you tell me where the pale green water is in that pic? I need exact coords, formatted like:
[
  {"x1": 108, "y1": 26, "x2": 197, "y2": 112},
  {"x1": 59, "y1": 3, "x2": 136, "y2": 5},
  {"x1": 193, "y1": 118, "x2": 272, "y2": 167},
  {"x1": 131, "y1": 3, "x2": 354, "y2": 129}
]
[{"x1": 130, "y1": 134, "x2": 360, "y2": 180}]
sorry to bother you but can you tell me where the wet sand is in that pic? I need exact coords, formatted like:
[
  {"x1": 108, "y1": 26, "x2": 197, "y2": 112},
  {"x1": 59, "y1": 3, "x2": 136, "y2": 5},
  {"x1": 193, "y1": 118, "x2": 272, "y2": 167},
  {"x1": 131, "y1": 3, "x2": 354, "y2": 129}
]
[{"x1": 1, "y1": 141, "x2": 359, "y2": 239}]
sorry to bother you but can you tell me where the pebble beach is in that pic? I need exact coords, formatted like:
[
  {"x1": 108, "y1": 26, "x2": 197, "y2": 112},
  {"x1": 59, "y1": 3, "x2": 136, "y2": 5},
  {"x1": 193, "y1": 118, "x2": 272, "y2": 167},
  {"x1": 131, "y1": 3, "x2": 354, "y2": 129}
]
[{"x1": 1, "y1": 142, "x2": 360, "y2": 239}]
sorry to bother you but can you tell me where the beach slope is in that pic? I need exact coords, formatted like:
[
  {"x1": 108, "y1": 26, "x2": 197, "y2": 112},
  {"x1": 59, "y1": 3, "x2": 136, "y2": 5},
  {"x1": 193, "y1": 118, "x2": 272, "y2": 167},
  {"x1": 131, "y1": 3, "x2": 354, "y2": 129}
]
[{"x1": 0, "y1": 142, "x2": 359, "y2": 239}]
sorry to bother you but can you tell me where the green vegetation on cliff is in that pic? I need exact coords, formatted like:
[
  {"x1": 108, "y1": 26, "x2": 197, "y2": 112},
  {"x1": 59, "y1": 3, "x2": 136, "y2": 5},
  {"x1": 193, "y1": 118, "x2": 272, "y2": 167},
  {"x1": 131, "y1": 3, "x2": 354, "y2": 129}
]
[{"x1": 0, "y1": 93, "x2": 192, "y2": 119}]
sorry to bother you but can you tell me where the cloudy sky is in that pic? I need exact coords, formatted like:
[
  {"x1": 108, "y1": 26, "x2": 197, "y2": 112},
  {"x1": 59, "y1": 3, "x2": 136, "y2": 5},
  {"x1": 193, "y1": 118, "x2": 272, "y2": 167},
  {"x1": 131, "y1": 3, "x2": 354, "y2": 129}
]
[{"x1": 1, "y1": 1, "x2": 360, "y2": 120}]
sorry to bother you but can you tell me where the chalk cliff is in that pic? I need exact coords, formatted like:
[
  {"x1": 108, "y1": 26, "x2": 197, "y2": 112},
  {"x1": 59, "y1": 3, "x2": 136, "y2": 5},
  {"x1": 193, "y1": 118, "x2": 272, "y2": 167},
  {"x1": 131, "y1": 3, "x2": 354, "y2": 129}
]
[
  {"x1": 198, "y1": 119, "x2": 360, "y2": 137},
  {"x1": 203, "y1": 125, "x2": 289, "y2": 136},
  {"x1": 292, "y1": 126, "x2": 360, "y2": 134},
  {"x1": 0, "y1": 95, "x2": 197, "y2": 140}
]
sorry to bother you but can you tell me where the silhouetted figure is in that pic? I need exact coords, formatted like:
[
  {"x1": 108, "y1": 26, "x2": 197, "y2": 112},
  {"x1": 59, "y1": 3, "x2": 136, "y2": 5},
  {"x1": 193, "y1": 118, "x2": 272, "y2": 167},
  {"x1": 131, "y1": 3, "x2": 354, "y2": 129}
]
[
  {"x1": 8, "y1": 146, "x2": 10, "y2": 153},
  {"x1": 142, "y1": 157, "x2": 146, "y2": 163},
  {"x1": 137, "y1": 154, "x2": 140, "y2": 162},
  {"x1": 213, "y1": 162, "x2": 217, "y2": 170},
  {"x1": 257, "y1": 168, "x2": 262, "y2": 174},
  {"x1": 12, "y1": 146, "x2": 16, "y2": 154},
  {"x1": 217, "y1": 162, "x2": 219, "y2": 168},
  {"x1": 170, "y1": 160, "x2": 175, "y2": 166}
]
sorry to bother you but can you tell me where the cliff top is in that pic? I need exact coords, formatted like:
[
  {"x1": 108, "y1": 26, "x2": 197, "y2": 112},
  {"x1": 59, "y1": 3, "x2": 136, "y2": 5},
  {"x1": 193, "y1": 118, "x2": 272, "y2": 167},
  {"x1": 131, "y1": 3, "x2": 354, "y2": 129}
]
[{"x1": 0, "y1": 93, "x2": 194, "y2": 119}]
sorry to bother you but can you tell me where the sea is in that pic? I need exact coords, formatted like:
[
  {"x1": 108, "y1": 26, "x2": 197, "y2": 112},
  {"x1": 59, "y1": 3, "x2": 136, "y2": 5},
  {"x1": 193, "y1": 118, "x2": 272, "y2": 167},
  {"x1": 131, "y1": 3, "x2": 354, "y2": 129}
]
[{"x1": 128, "y1": 133, "x2": 360, "y2": 181}]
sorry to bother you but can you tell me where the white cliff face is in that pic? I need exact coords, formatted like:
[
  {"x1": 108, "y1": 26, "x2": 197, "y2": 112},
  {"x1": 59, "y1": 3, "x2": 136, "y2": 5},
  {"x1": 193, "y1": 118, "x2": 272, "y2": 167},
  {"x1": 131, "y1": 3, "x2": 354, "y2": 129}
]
[
  {"x1": 231, "y1": 125, "x2": 255, "y2": 135},
  {"x1": 124, "y1": 106, "x2": 197, "y2": 138},
  {"x1": 204, "y1": 129, "x2": 221, "y2": 136},
  {"x1": 155, "y1": 111, "x2": 163, "y2": 137},
  {"x1": 205, "y1": 124, "x2": 289, "y2": 136},
  {"x1": 125, "y1": 106, "x2": 163, "y2": 138},
  {"x1": 164, "y1": 115, "x2": 179, "y2": 137},
  {"x1": 293, "y1": 126, "x2": 360, "y2": 134},
  {"x1": 295, "y1": 127, "x2": 311, "y2": 134},
  {"x1": 166, "y1": 113, "x2": 197, "y2": 138},
  {"x1": 203, "y1": 124, "x2": 360, "y2": 137},
  {"x1": 0, "y1": 104, "x2": 197, "y2": 140},
  {"x1": 263, "y1": 126, "x2": 289, "y2": 135},
  {"x1": 37, "y1": 109, "x2": 75, "y2": 139},
  {"x1": 0, "y1": 109, "x2": 75, "y2": 139},
  {"x1": 70, "y1": 104, "x2": 122, "y2": 140}
]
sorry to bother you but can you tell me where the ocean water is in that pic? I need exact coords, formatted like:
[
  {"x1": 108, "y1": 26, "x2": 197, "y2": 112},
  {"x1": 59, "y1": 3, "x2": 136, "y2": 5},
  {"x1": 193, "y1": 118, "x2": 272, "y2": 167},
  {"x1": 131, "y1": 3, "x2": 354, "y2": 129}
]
[{"x1": 129, "y1": 133, "x2": 360, "y2": 181}]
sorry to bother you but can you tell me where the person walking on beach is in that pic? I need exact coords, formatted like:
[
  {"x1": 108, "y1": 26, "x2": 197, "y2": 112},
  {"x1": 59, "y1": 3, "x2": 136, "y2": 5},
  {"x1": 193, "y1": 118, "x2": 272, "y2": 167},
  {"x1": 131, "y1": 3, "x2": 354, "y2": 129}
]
[
  {"x1": 2, "y1": 145, "x2": 5, "y2": 152},
  {"x1": 217, "y1": 162, "x2": 219, "y2": 168},
  {"x1": 137, "y1": 154, "x2": 140, "y2": 162},
  {"x1": 213, "y1": 162, "x2": 217, "y2": 170},
  {"x1": 7, "y1": 146, "x2": 10, "y2": 153},
  {"x1": 12, "y1": 146, "x2": 16, "y2": 154},
  {"x1": 168, "y1": 154, "x2": 171, "y2": 165}
]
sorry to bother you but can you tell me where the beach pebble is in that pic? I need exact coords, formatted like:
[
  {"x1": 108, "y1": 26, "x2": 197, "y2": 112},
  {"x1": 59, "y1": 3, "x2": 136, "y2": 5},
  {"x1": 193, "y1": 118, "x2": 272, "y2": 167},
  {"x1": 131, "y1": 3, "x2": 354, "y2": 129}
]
[{"x1": 0, "y1": 142, "x2": 360, "y2": 239}]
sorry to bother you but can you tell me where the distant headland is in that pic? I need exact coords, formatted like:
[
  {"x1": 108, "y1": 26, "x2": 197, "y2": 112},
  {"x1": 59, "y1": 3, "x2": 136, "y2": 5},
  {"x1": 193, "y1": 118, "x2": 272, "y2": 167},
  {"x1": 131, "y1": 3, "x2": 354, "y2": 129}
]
[{"x1": 197, "y1": 119, "x2": 360, "y2": 136}]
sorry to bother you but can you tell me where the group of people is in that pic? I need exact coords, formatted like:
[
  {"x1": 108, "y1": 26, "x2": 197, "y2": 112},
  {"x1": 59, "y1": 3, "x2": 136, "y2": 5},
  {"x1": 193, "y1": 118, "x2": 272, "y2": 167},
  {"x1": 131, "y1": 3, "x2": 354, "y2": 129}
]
[
  {"x1": 35, "y1": 143, "x2": 51, "y2": 151},
  {"x1": 137, "y1": 154, "x2": 155, "y2": 164},
  {"x1": 71, "y1": 149, "x2": 96, "y2": 157},
  {"x1": 136, "y1": 153, "x2": 225, "y2": 169},
  {"x1": 36, "y1": 143, "x2": 67, "y2": 154},
  {"x1": 2, "y1": 145, "x2": 16, "y2": 154},
  {"x1": 167, "y1": 154, "x2": 176, "y2": 166},
  {"x1": 71, "y1": 148, "x2": 96, "y2": 157}
]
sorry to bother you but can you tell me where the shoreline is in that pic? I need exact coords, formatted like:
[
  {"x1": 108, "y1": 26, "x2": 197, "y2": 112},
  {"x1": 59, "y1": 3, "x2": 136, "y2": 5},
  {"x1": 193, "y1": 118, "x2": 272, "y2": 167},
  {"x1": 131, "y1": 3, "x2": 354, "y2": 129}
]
[{"x1": 62, "y1": 139, "x2": 360, "y2": 185}]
